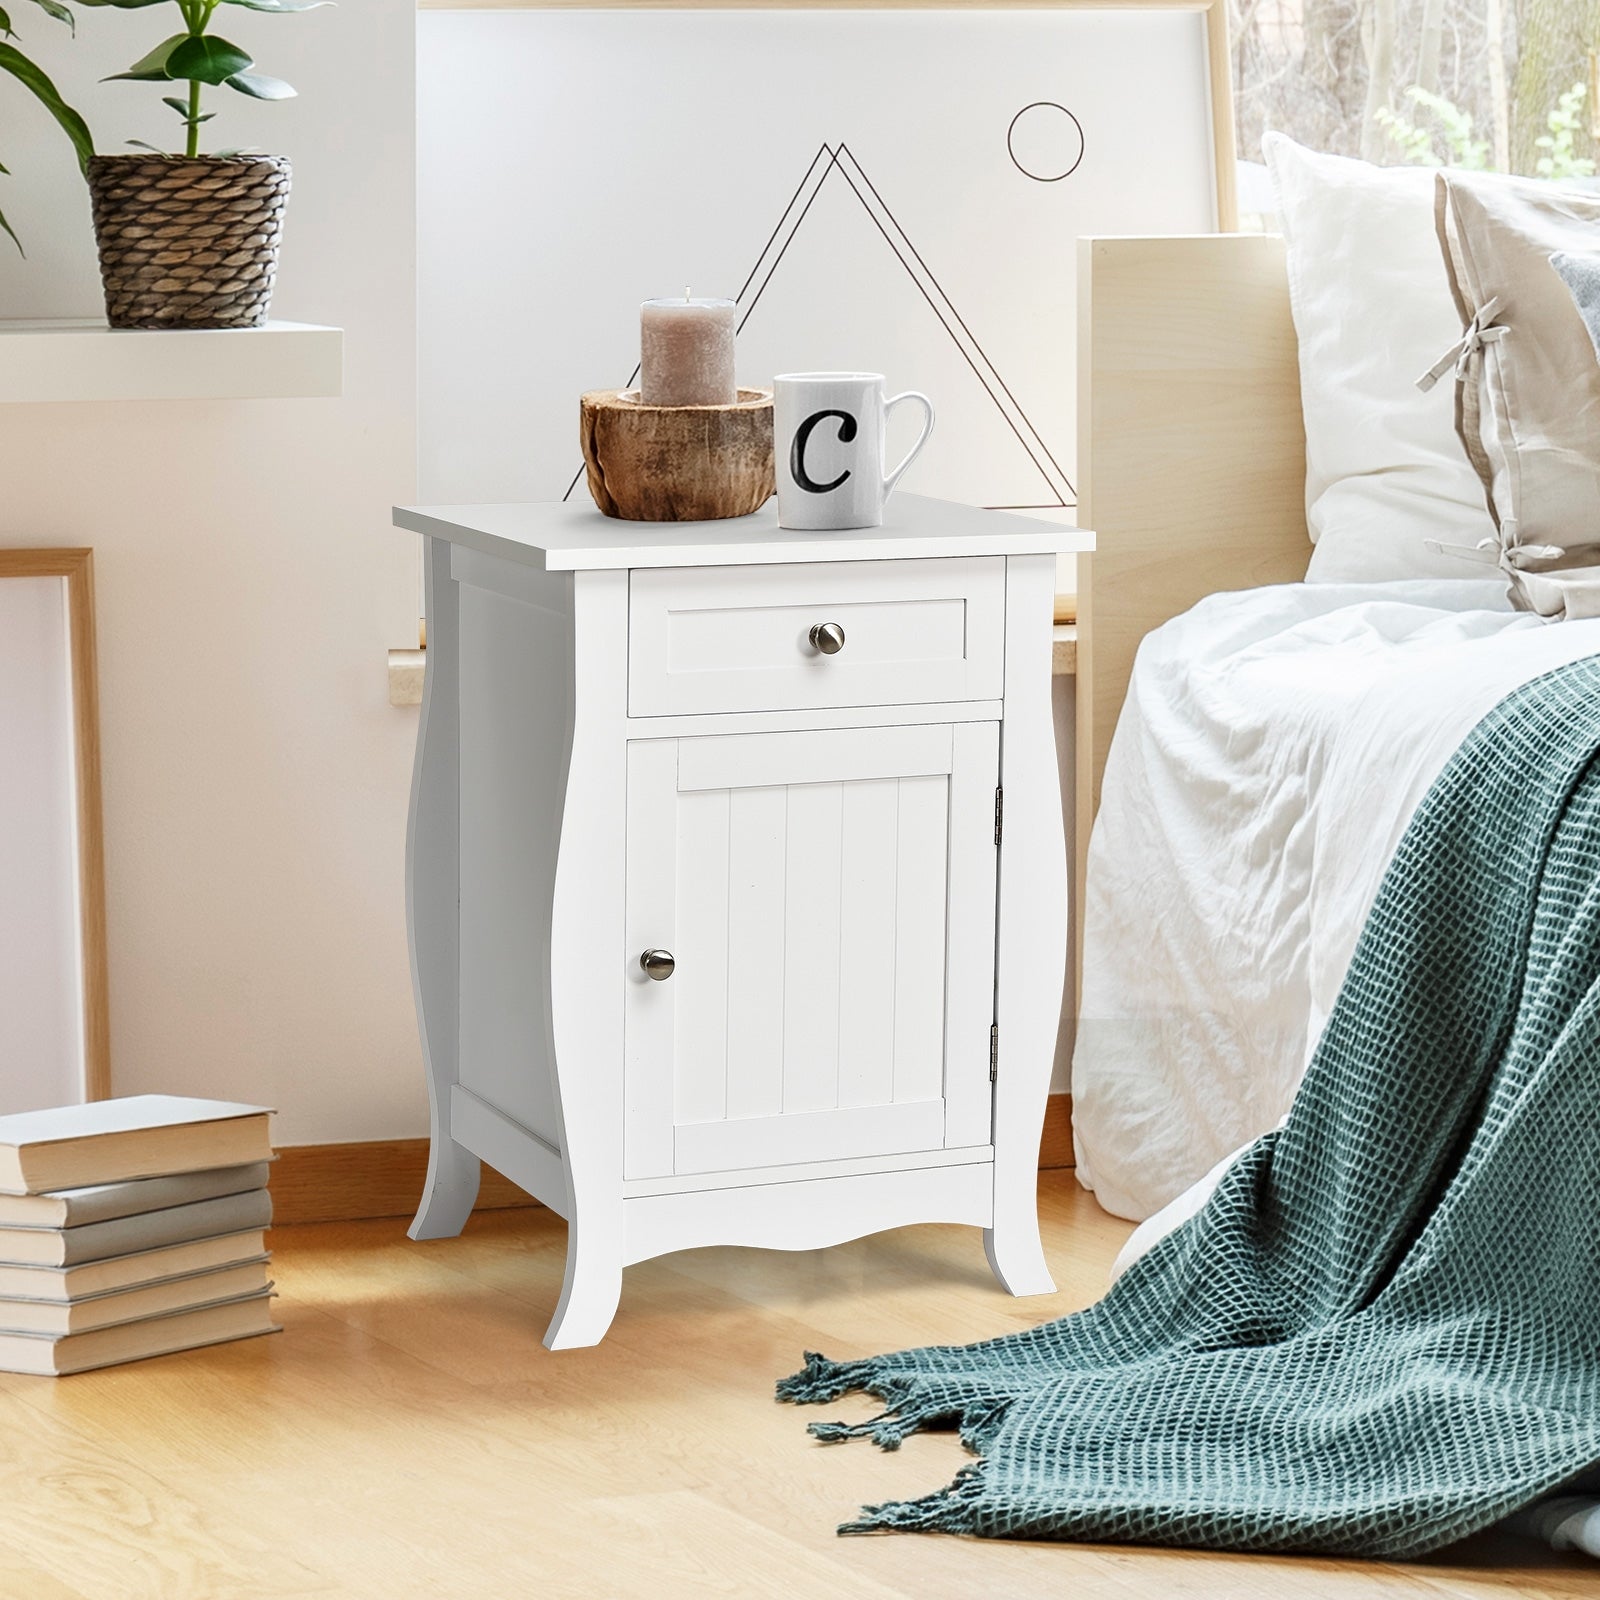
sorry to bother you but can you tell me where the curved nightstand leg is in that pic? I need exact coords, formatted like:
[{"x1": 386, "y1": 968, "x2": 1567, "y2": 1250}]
[
  {"x1": 543, "y1": 1221, "x2": 624, "y2": 1349},
  {"x1": 984, "y1": 1199, "x2": 1055, "y2": 1297},
  {"x1": 409, "y1": 1138, "x2": 481, "y2": 1241}
]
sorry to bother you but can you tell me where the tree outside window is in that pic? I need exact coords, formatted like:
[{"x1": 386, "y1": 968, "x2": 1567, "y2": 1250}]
[{"x1": 1234, "y1": 0, "x2": 1600, "y2": 176}]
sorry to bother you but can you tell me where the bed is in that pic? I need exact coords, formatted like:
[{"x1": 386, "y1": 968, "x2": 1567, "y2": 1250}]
[{"x1": 1070, "y1": 225, "x2": 1600, "y2": 1224}]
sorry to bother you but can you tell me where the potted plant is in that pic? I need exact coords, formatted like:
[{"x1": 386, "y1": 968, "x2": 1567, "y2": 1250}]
[
  {"x1": 80, "y1": 0, "x2": 324, "y2": 329},
  {"x1": 0, "y1": 0, "x2": 94, "y2": 253}
]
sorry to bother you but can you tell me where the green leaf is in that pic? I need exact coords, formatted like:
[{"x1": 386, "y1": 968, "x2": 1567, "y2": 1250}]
[
  {"x1": 0, "y1": 39, "x2": 94, "y2": 174},
  {"x1": 217, "y1": 0, "x2": 332, "y2": 11},
  {"x1": 124, "y1": 138, "x2": 171, "y2": 153},
  {"x1": 225, "y1": 70, "x2": 294, "y2": 100},
  {"x1": 103, "y1": 31, "x2": 185, "y2": 81},
  {"x1": 160, "y1": 96, "x2": 217, "y2": 125},
  {"x1": 25, "y1": 0, "x2": 74, "y2": 31},
  {"x1": 166, "y1": 34, "x2": 253, "y2": 85},
  {"x1": 0, "y1": 8, "x2": 12, "y2": 36},
  {"x1": 69, "y1": 0, "x2": 175, "y2": 9}
]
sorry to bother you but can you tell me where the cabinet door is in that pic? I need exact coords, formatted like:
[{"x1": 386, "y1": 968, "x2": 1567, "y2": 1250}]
[{"x1": 624, "y1": 721, "x2": 998, "y2": 1180}]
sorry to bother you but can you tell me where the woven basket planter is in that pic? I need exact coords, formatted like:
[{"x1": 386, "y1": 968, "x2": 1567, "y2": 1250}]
[{"x1": 87, "y1": 154, "x2": 292, "y2": 331}]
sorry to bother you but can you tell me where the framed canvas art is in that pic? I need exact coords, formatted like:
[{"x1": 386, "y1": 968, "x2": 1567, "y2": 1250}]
[
  {"x1": 415, "y1": 2, "x2": 1235, "y2": 603},
  {"x1": 0, "y1": 550, "x2": 109, "y2": 1111}
]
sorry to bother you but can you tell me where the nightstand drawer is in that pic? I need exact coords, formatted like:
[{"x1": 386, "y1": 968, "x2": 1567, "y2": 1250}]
[{"x1": 627, "y1": 556, "x2": 1005, "y2": 717}]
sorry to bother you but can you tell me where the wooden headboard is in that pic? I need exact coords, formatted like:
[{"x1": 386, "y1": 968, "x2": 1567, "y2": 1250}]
[{"x1": 1074, "y1": 234, "x2": 1313, "y2": 986}]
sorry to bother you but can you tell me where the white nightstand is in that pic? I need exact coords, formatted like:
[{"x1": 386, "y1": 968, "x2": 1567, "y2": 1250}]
[{"x1": 392, "y1": 493, "x2": 1094, "y2": 1348}]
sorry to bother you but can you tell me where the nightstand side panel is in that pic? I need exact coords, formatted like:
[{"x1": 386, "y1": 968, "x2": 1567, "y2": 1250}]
[{"x1": 455, "y1": 552, "x2": 576, "y2": 1151}]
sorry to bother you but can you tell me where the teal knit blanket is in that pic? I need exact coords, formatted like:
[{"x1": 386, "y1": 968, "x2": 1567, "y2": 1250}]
[{"x1": 779, "y1": 655, "x2": 1600, "y2": 1556}]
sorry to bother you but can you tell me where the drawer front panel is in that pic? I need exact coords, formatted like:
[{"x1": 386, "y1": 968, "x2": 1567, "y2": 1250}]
[{"x1": 628, "y1": 557, "x2": 1004, "y2": 716}]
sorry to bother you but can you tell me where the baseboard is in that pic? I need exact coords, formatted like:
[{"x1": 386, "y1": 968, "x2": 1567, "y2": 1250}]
[
  {"x1": 271, "y1": 1094, "x2": 1076, "y2": 1226},
  {"x1": 270, "y1": 1138, "x2": 539, "y2": 1225}
]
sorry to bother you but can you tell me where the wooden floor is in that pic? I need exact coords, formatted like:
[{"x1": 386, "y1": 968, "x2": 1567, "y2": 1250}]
[{"x1": 0, "y1": 1173, "x2": 1592, "y2": 1600}]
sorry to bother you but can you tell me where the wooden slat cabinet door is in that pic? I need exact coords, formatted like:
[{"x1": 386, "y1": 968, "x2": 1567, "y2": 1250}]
[{"x1": 624, "y1": 722, "x2": 999, "y2": 1181}]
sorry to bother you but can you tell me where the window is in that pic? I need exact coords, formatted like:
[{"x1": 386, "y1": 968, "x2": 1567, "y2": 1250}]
[{"x1": 1232, "y1": 0, "x2": 1600, "y2": 175}]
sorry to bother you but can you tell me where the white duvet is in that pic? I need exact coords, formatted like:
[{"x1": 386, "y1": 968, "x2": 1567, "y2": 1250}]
[{"x1": 1073, "y1": 576, "x2": 1600, "y2": 1222}]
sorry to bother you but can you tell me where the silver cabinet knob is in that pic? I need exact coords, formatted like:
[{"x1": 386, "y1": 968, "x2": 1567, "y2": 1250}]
[
  {"x1": 639, "y1": 948, "x2": 675, "y2": 981},
  {"x1": 809, "y1": 622, "x2": 846, "y2": 655}
]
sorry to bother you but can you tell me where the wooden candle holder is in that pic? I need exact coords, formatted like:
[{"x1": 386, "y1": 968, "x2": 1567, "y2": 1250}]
[{"x1": 579, "y1": 387, "x2": 774, "y2": 522}]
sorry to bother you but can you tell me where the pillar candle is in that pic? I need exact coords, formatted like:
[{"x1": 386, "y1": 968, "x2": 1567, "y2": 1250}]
[{"x1": 639, "y1": 294, "x2": 737, "y2": 407}]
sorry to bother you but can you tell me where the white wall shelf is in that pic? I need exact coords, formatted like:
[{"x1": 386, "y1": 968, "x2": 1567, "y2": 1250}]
[{"x1": 0, "y1": 319, "x2": 343, "y2": 404}]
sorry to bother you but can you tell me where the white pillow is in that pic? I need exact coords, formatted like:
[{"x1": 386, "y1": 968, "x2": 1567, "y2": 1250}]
[{"x1": 1264, "y1": 135, "x2": 1496, "y2": 582}]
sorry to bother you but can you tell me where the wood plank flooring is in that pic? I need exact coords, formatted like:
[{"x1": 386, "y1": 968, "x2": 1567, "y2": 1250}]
[{"x1": 0, "y1": 1173, "x2": 1591, "y2": 1599}]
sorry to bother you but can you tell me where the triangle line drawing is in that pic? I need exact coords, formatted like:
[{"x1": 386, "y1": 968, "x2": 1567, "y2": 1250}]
[
  {"x1": 565, "y1": 141, "x2": 1073, "y2": 511},
  {"x1": 736, "y1": 142, "x2": 1071, "y2": 509}
]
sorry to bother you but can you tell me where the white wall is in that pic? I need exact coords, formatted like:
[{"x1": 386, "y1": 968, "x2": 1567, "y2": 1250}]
[{"x1": 0, "y1": 0, "x2": 422, "y2": 1144}]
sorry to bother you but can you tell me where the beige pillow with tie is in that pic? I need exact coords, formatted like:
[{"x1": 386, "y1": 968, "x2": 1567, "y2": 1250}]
[{"x1": 1423, "y1": 171, "x2": 1600, "y2": 618}]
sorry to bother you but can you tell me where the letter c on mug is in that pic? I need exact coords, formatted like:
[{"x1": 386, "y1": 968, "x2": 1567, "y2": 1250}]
[{"x1": 790, "y1": 409, "x2": 858, "y2": 495}]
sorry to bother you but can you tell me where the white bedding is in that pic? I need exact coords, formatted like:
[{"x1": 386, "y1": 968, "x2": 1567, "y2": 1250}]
[{"x1": 1072, "y1": 576, "x2": 1600, "y2": 1222}]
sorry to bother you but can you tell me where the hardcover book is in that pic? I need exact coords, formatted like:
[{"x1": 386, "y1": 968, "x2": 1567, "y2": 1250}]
[
  {"x1": 0, "y1": 1292, "x2": 279, "y2": 1376},
  {"x1": 0, "y1": 1261, "x2": 272, "y2": 1337},
  {"x1": 0, "y1": 1189, "x2": 273, "y2": 1267},
  {"x1": 0, "y1": 1229, "x2": 269, "y2": 1301},
  {"x1": 0, "y1": 1161, "x2": 271, "y2": 1230},
  {"x1": 0, "y1": 1097, "x2": 273, "y2": 1195}
]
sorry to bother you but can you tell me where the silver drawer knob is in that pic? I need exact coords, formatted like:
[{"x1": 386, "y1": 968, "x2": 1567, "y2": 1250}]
[
  {"x1": 639, "y1": 948, "x2": 675, "y2": 981},
  {"x1": 809, "y1": 622, "x2": 846, "y2": 655}
]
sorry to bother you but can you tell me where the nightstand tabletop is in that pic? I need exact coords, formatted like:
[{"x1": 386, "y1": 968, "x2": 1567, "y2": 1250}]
[{"x1": 394, "y1": 493, "x2": 1094, "y2": 572}]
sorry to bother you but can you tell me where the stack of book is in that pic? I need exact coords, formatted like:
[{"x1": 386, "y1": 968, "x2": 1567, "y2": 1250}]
[{"x1": 0, "y1": 1095, "x2": 278, "y2": 1375}]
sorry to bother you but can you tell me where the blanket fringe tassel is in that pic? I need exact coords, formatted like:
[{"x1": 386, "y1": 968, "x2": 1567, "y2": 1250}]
[
  {"x1": 775, "y1": 1351, "x2": 886, "y2": 1406},
  {"x1": 841, "y1": 1462, "x2": 990, "y2": 1536},
  {"x1": 778, "y1": 1351, "x2": 1011, "y2": 1535}
]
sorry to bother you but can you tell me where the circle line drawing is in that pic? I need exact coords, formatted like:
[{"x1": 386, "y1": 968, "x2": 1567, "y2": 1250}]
[{"x1": 1007, "y1": 102, "x2": 1086, "y2": 183}]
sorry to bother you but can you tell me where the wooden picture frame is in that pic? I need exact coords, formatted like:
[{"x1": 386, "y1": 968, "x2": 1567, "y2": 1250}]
[
  {"x1": 412, "y1": 0, "x2": 1239, "y2": 627},
  {"x1": 0, "y1": 549, "x2": 110, "y2": 1101}
]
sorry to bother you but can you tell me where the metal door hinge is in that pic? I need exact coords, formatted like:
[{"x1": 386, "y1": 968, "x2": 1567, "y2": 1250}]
[
  {"x1": 989, "y1": 1023, "x2": 999, "y2": 1082},
  {"x1": 993, "y1": 787, "x2": 1003, "y2": 846}
]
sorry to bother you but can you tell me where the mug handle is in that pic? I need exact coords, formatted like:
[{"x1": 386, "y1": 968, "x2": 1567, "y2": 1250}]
[{"x1": 881, "y1": 391, "x2": 935, "y2": 500}]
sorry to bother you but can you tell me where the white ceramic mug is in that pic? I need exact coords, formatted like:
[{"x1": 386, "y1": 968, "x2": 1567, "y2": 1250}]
[{"x1": 773, "y1": 373, "x2": 935, "y2": 530}]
